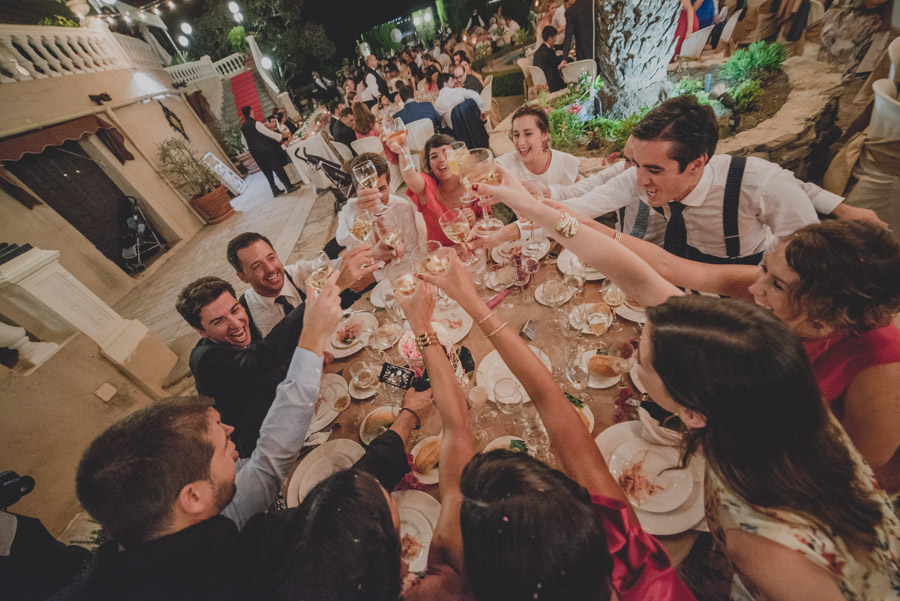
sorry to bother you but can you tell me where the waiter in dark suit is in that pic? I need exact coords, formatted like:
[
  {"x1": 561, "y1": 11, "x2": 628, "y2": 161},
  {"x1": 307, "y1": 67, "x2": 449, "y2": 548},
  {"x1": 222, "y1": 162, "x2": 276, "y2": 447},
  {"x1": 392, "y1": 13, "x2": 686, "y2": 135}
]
[
  {"x1": 562, "y1": 0, "x2": 594, "y2": 62},
  {"x1": 240, "y1": 105, "x2": 296, "y2": 197},
  {"x1": 534, "y1": 26, "x2": 568, "y2": 93},
  {"x1": 360, "y1": 54, "x2": 390, "y2": 108}
]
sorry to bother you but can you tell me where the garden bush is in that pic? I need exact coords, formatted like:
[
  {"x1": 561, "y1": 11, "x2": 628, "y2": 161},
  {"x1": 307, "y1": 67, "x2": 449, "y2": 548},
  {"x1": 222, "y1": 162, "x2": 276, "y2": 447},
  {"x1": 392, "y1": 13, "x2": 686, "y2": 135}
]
[{"x1": 720, "y1": 41, "x2": 789, "y2": 82}]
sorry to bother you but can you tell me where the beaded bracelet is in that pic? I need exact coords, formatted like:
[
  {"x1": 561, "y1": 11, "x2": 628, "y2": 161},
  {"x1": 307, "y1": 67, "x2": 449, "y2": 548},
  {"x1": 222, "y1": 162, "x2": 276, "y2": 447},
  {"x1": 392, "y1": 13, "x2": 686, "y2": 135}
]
[
  {"x1": 397, "y1": 407, "x2": 421, "y2": 430},
  {"x1": 484, "y1": 321, "x2": 508, "y2": 338}
]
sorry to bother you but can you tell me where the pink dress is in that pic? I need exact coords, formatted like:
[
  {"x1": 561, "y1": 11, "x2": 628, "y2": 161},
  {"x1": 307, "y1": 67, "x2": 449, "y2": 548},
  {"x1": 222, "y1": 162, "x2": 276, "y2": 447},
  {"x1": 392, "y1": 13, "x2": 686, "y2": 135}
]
[
  {"x1": 406, "y1": 174, "x2": 454, "y2": 246},
  {"x1": 590, "y1": 494, "x2": 697, "y2": 601},
  {"x1": 802, "y1": 323, "x2": 900, "y2": 406}
]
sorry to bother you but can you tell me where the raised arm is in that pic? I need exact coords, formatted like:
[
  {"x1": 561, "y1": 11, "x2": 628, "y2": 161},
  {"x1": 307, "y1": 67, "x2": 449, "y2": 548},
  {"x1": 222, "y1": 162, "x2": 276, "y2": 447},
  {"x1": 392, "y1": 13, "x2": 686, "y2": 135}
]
[{"x1": 387, "y1": 137, "x2": 427, "y2": 198}]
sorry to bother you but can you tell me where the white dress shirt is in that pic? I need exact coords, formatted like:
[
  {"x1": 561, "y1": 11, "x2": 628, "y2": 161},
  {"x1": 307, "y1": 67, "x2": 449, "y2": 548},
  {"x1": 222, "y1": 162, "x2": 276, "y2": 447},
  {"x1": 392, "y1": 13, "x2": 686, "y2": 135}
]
[
  {"x1": 336, "y1": 195, "x2": 420, "y2": 281},
  {"x1": 242, "y1": 263, "x2": 307, "y2": 338},
  {"x1": 549, "y1": 155, "x2": 821, "y2": 258},
  {"x1": 240, "y1": 120, "x2": 283, "y2": 149},
  {"x1": 223, "y1": 347, "x2": 320, "y2": 529},
  {"x1": 433, "y1": 86, "x2": 484, "y2": 128},
  {"x1": 362, "y1": 72, "x2": 382, "y2": 102},
  {"x1": 496, "y1": 148, "x2": 581, "y2": 186},
  {"x1": 552, "y1": 5, "x2": 567, "y2": 45}
]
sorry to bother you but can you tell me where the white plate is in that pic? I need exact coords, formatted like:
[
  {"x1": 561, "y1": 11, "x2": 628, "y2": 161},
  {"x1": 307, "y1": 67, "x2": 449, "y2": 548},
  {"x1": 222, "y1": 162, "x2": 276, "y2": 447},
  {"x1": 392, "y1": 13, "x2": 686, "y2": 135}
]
[
  {"x1": 433, "y1": 305, "x2": 473, "y2": 344},
  {"x1": 616, "y1": 305, "x2": 647, "y2": 323},
  {"x1": 370, "y1": 278, "x2": 394, "y2": 308},
  {"x1": 308, "y1": 373, "x2": 345, "y2": 433},
  {"x1": 581, "y1": 350, "x2": 621, "y2": 389},
  {"x1": 608, "y1": 437, "x2": 693, "y2": 513},
  {"x1": 629, "y1": 364, "x2": 646, "y2": 394},
  {"x1": 392, "y1": 490, "x2": 441, "y2": 530},
  {"x1": 359, "y1": 406, "x2": 395, "y2": 445},
  {"x1": 327, "y1": 312, "x2": 378, "y2": 358},
  {"x1": 410, "y1": 435, "x2": 441, "y2": 485},
  {"x1": 595, "y1": 422, "x2": 706, "y2": 536},
  {"x1": 534, "y1": 281, "x2": 574, "y2": 306},
  {"x1": 399, "y1": 508, "x2": 434, "y2": 573},
  {"x1": 476, "y1": 346, "x2": 551, "y2": 403},
  {"x1": 572, "y1": 399, "x2": 595, "y2": 434},
  {"x1": 483, "y1": 435, "x2": 531, "y2": 455},
  {"x1": 557, "y1": 248, "x2": 604, "y2": 280},
  {"x1": 297, "y1": 452, "x2": 356, "y2": 501},
  {"x1": 285, "y1": 439, "x2": 365, "y2": 508},
  {"x1": 349, "y1": 380, "x2": 378, "y2": 400},
  {"x1": 490, "y1": 238, "x2": 551, "y2": 263}
]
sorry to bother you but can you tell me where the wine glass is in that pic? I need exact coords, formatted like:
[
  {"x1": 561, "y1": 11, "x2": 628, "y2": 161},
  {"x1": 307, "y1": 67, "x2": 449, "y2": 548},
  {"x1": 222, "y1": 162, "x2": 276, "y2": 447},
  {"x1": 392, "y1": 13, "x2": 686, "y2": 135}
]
[
  {"x1": 564, "y1": 256, "x2": 587, "y2": 303},
  {"x1": 564, "y1": 343, "x2": 589, "y2": 392},
  {"x1": 388, "y1": 257, "x2": 418, "y2": 297},
  {"x1": 349, "y1": 360, "x2": 380, "y2": 402},
  {"x1": 540, "y1": 276, "x2": 570, "y2": 325},
  {"x1": 375, "y1": 210, "x2": 403, "y2": 253},
  {"x1": 462, "y1": 148, "x2": 504, "y2": 237},
  {"x1": 601, "y1": 280, "x2": 626, "y2": 333},
  {"x1": 382, "y1": 291, "x2": 404, "y2": 323},
  {"x1": 609, "y1": 341, "x2": 637, "y2": 390},
  {"x1": 322, "y1": 381, "x2": 351, "y2": 413},
  {"x1": 511, "y1": 257, "x2": 538, "y2": 307},
  {"x1": 447, "y1": 141, "x2": 477, "y2": 207},
  {"x1": 519, "y1": 179, "x2": 547, "y2": 256},
  {"x1": 351, "y1": 160, "x2": 386, "y2": 216},
  {"x1": 385, "y1": 117, "x2": 415, "y2": 166},
  {"x1": 438, "y1": 208, "x2": 477, "y2": 265},
  {"x1": 417, "y1": 241, "x2": 454, "y2": 310},
  {"x1": 303, "y1": 251, "x2": 334, "y2": 293},
  {"x1": 349, "y1": 208, "x2": 375, "y2": 244},
  {"x1": 584, "y1": 302, "x2": 612, "y2": 338},
  {"x1": 493, "y1": 377, "x2": 523, "y2": 415}
]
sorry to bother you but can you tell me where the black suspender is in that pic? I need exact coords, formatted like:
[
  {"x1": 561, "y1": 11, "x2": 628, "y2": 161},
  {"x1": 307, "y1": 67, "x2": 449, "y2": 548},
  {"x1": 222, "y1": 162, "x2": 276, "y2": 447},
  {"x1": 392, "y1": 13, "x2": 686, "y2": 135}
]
[
  {"x1": 238, "y1": 293, "x2": 263, "y2": 341},
  {"x1": 284, "y1": 271, "x2": 306, "y2": 302},
  {"x1": 723, "y1": 156, "x2": 746, "y2": 259}
]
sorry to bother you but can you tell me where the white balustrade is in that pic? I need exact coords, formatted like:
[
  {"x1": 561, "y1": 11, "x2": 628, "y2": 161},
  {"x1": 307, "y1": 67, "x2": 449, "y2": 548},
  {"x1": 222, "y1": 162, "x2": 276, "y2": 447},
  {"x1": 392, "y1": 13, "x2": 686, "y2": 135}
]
[
  {"x1": 165, "y1": 55, "x2": 218, "y2": 84},
  {"x1": 214, "y1": 53, "x2": 247, "y2": 78},
  {"x1": 0, "y1": 24, "x2": 164, "y2": 84}
]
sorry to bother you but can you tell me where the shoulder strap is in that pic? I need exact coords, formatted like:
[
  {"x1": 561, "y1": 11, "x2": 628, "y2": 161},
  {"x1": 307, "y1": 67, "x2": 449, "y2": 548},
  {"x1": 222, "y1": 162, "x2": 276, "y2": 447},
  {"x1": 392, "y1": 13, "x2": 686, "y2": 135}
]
[
  {"x1": 238, "y1": 292, "x2": 263, "y2": 341},
  {"x1": 283, "y1": 271, "x2": 306, "y2": 302},
  {"x1": 723, "y1": 156, "x2": 746, "y2": 259}
]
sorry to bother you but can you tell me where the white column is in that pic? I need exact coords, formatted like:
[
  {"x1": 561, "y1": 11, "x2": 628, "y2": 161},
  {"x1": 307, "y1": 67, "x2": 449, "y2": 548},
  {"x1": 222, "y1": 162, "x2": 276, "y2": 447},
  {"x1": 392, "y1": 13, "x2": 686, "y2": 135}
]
[{"x1": 0, "y1": 248, "x2": 177, "y2": 398}]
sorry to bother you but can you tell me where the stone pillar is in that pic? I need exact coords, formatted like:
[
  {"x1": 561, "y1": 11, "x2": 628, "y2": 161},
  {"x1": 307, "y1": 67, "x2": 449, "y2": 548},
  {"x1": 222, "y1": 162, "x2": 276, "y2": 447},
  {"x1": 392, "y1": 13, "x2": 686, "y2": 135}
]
[
  {"x1": 0, "y1": 322, "x2": 59, "y2": 367},
  {"x1": 0, "y1": 247, "x2": 177, "y2": 398}
]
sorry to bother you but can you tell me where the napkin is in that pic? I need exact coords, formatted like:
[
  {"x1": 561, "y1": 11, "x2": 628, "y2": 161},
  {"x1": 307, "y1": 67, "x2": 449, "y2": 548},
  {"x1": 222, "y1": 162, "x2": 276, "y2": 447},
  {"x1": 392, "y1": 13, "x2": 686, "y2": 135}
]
[
  {"x1": 485, "y1": 289, "x2": 510, "y2": 309},
  {"x1": 302, "y1": 429, "x2": 332, "y2": 448}
]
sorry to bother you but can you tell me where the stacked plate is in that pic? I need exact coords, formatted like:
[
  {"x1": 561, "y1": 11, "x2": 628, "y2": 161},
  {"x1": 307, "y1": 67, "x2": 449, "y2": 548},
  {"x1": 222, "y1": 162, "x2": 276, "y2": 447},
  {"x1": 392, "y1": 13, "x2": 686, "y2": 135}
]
[
  {"x1": 392, "y1": 490, "x2": 441, "y2": 573},
  {"x1": 285, "y1": 439, "x2": 365, "y2": 508},
  {"x1": 326, "y1": 312, "x2": 378, "y2": 358},
  {"x1": 615, "y1": 297, "x2": 647, "y2": 324},
  {"x1": 557, "y1": 249, "x2": 604, "y2": 280},
  {"x1": 594, "y1": 421, "x2": 706, "y2": 535}
]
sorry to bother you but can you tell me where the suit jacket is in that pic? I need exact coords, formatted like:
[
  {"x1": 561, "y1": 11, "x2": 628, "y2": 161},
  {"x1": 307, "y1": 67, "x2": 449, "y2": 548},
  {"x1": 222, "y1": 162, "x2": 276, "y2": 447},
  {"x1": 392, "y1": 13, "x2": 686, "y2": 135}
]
[
  {"x1": 332, "y1": 120, "x2": 358, "y2": 153},
  {"x1": 188, "y1": 304, "x2": 306, "y2": 457},
  {"x1": 562, "y1": 0, "x2": 594, "y2": 61},
  {"x1": 394, "y1": 100, "x2": 442, "y2": 129},
  {"x1": 533, "y1": 43, "x2": 567, "y2": 92}
]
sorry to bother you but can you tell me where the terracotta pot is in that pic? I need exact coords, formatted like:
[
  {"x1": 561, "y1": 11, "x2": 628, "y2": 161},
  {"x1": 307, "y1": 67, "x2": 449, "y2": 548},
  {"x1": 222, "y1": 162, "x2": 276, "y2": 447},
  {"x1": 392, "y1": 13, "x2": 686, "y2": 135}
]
[
  {"x1": 190, "y1": 184, "x2": 234, "y2": 224},
  {"x1": 236, "y1": 151, "x2": 260, "y2": 174}
]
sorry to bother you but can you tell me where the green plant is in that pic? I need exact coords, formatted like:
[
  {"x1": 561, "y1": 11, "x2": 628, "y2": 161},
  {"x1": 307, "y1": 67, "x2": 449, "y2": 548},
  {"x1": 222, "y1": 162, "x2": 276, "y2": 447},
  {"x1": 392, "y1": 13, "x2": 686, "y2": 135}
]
[
  {"x1": 728, "y1": 78, "x2": 763, "y2": 112},
  {"x1": 584, "y1": 105, "x2": 651, "y2": 150},
  {"x1": 720, "y1": 41, "x2": 788, "y2": 82},
  {"x1": 157, "y1": 138, "x2": 220, "y2": 198},
  {"x1": 169, "y1": 50, "x2": 192, "y2": 65},
  {"x1": 569, "y1": 72, "x2": 604, "y2": 99},
  {"x1": 218, "y1": 120, "x2": 245, "y2": 157},
  {"x1": 473, "y1": 41, "x2": 492, "y2": 62},
  {"x1": 228, "y1": 26, "x2": 248, "y2": 54},
  {"x1": 38, "y1": 15, "x2": 78, "y2": 27},
  {"x1": 671, "y1": 76, "x2": 711, "y2": 105},
  {"x1": 514, "y1": 26, "x2": 531, "y2": 46},
  {"x1": 548, "y1": 106, "x2": 584, "y2": 150}
]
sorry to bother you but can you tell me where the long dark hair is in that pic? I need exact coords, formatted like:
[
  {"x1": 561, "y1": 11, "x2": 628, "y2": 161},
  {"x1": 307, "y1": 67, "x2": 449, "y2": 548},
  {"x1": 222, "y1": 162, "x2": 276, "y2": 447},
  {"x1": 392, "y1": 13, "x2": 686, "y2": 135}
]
[
  {"x1": 273, "y1": 470, "x2": 401, "y2": 601},
  {"x1": 460, "y1": 451, "x2": 613, "y2": 601},
  {"x1": 646, "y1": 295, "x2": 882, "y2": 553},
  {"x1": 423, "y1": 133, "x2": 456, "y2": 176}
]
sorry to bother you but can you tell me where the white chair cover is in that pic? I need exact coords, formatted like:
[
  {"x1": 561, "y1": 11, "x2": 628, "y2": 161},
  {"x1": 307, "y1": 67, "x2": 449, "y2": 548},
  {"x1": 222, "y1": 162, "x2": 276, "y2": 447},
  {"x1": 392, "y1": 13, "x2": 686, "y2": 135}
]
[
  {"x1": 870, "y1": 79, "x2": 900, "y2": 140},
  {"x1": 330, "y1": 141, "x2": 354, "y2": 163},
  {"x1": 406, "y1": 118, "x2": 434, "y2": 171},
  {"x1": 528, "y1": 65, "x2": 548, "y2": 88},
  {"x1": 561, "y1": 59, "x2": 597, "y2": 83},
  {"x1": 350, "y1": 136, "x2": 384, "y2": 156},
  {"x1": 719, "y1": 9, "x2": 745, "y2": 46},
  {"x1": 889, "y1": 36, "x2": 900, "y2": 83},
  {"x1": 679, "y1": 25, "x2": 715, "y2": 60}
]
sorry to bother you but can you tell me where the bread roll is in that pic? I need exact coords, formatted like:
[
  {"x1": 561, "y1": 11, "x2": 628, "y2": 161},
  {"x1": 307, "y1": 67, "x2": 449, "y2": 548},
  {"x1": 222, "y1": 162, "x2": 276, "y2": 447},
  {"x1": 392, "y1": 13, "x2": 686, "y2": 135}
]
[
  {"x1": 365, "y1": 411, "x2": 394, "y2": 439},
  {"x1": 589, "y1": 354, "x2": 618, "y2": 378},
  {"x1": 414, "y1": 438, "x2": 441, "y2": 473}
]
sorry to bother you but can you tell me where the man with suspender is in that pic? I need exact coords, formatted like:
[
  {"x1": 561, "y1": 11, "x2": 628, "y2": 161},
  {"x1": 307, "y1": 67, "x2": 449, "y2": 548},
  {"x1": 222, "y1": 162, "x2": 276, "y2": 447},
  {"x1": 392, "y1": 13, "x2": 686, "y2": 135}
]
[{"x1": 226, "y1": 233, "x2": 378, "y2": 340}]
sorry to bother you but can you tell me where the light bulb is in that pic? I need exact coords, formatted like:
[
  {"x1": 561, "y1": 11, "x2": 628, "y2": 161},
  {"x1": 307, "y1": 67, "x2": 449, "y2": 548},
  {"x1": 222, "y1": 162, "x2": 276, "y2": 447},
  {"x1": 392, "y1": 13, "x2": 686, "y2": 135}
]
[
  {"x1": 180, "y1": 22, "x2": 192, "y2": 34},
  {"x1": 228, "y1": 2, "x2": 239, "y2": 12},
  {"x1": 178, "y1": 35, "x2": 189, "y2": 46}
]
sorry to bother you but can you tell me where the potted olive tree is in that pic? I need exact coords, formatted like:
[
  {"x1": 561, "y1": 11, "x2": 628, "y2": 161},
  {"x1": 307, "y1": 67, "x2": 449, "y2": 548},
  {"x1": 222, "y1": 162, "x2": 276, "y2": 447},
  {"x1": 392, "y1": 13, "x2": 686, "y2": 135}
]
[{"x1": 157, "y1": 138, "x2": 234, "y2": 224}]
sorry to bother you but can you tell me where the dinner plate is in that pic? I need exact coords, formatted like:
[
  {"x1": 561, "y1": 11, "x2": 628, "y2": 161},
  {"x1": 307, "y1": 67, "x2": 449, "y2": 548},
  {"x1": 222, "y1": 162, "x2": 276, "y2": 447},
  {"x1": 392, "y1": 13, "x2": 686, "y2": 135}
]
[
  {"x1": 629, "y1": 364, "x2": 646, "y2": 394},
  {"x1": 534, "y1": 281, "x2": 575, "y2": 306},
  {"x1": 595, "y1": 422, "x2": 706, "y2": 536},
  {"x1": 327, "y1": 312, "x2": 378, "y2": 358},
  {"x1": 433, "y1": 305, "x2": 473, "y2": 344},
  {"x1": 370, "y1": 278, "x2": 394, "y2": 308},
  {"x1": 608, "y1": 437, "x2": 693, "y2": 513},
  {"x1": 348, "y1": 380, "x2": 378, "y2": 399},
  {"x1": 483, "y1": 435, "x2": 532, "y2": 455},
  {"x1": 476, "y1": 346, "x2": 551, "y2": 403},
  {"x1": 615, "y1": 305, "x2": 647, "y2": 324},
  {"x1": 399, "y1": 508, "x2": 434, "y2": 573},
  {"x1": 297, "y1": 453, "x2": 356, "y2": 502},
  {"x1": 411, "y1": 435, "x2": 441, "y2": 485},
  {"x1": 392, "y1": 490, "x2": 441, "y2": 530},
  {"x1": 581, "y1": 350, "x2": 621, "y2": 389},
  {"x1": 490, "y1": 238, "x2": 551, "y2": 263},
  {"x1": 308, "y1": 373, "x2": 345, "y2": 433},
  {"x1": 557, "y1": 248, "x2": 604, "y2": 280},
  {"x1": 359, "y1": 406, "x2": 395, "y2": 445},
  {"x1": 285, "y1": 439, "x2": 365, "y2": 508}
]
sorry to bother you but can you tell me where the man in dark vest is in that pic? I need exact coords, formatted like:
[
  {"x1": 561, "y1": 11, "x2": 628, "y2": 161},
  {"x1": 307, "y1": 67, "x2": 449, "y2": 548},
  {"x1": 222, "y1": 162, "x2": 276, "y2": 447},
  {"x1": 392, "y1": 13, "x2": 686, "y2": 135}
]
[
  {"x1": 240, "y1": 105, "x2": 297, "y2": 197},
  {"x1": 360, "y1": 54, "x2": 390, "y2": 108}
]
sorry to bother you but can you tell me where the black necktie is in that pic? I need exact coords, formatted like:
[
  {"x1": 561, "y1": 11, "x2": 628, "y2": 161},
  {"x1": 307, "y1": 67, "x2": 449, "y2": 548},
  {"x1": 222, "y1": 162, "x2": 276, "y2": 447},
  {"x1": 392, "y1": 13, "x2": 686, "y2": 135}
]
[
  {"x1": 274, "y1": 295, "x2": 294, "y2": 315},
  {"x1": 664, "y1": 202, "x2": 688, "y2": 258}
]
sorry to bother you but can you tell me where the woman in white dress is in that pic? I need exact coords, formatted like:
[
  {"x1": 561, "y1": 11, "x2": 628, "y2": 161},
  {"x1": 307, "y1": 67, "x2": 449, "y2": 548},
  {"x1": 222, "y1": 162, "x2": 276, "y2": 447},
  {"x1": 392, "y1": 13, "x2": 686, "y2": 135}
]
[{"x1": 495, "y1": 105, "x2": 581, "y2": 186}]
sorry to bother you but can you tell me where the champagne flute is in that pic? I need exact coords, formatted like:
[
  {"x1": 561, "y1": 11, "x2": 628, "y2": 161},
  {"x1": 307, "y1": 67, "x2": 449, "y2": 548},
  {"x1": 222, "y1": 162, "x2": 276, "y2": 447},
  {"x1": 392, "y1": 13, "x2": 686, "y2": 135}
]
[
  {"x1": 438, "y1": 209, "x2": 477, "y2": 265},
  {"x1": 463, "y1": 148, "x2": 504, "y2": 237},
  {"x1": 303, "y1": 251, "x2": 334, "y2": 293},
  {"x1": 349, "y1": 208, "x2": 375, "y2": 244},
  {"x1": 386, "y1": 117, "x2": 414, "y2": 166},
  {"x1": 388, "y1": 257, "x2": 418, "y2": 297},
  {"x1": 448, "y1": 141, "x2": 477, "y2": 207},
  {"x1": 601, "y1": 280, "x2": 626, "y2": 333},
  {"x1": 351, "y1": 160, "x2": 387, "y2": 216}
]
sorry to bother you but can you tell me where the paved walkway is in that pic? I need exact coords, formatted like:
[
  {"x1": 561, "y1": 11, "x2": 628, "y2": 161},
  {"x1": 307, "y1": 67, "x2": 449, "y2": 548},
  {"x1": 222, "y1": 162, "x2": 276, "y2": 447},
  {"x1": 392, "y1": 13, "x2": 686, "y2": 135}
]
[{"x1": 113, "y1": 172, "x2": 330, "y2": 357}]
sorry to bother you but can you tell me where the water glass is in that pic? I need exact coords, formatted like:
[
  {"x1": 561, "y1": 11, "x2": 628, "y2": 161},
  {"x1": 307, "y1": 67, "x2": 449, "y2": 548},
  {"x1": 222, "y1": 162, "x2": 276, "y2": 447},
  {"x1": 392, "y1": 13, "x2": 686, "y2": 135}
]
[
  {"x1": 564, "y1": 343, "x2": 589, "y2": 391},
  {"x1": 494, "y1": 377, "x2": 523, "y2": 415}
]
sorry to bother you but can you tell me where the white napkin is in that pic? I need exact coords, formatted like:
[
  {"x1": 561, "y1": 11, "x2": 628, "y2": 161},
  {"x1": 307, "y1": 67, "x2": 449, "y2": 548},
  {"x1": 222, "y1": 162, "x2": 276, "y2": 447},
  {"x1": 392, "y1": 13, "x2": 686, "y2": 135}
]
[
  {"x1": 302, "y1": 429, "x2": 332, "y2": 448},
  {"x1": 637, "y1": 407, "x2": 683, "y2": 447}
]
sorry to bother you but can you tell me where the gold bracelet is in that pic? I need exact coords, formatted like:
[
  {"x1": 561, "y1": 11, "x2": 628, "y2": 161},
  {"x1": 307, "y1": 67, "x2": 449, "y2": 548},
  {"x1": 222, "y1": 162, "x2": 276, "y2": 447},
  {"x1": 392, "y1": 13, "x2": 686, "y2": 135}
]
[
  {"x1": 484, "y1": 321, "x2": 508, "y2": 338},
  {"x1": 614, "y1": 230, "x2": 623, "y2": 243},
  {"x1": 415, "y1": 331, "x2": 441, "y2": 352},
  {"x1": 476, "y1": 310, "x2": 496, "y2": 325},
  {"x1": 555, "y1": 212, "x2": 580, "y2": 239}
]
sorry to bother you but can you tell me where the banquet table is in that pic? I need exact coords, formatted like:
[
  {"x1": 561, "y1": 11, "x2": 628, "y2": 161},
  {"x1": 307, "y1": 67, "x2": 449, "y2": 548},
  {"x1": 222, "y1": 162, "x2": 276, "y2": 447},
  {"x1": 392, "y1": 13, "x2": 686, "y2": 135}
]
[
  {"x1": 283, "y1": 243, "x2": 701, "y2": 565},
  {"x1": 286, "y1": 133, "x2": 342, "y2": 189}
]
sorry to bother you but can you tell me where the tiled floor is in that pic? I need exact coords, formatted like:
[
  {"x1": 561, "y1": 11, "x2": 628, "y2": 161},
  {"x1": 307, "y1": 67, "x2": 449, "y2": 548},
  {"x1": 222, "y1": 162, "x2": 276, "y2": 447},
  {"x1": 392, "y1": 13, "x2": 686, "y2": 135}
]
[{"x1": 113, "y1": 172, "x2": 334, "y2": 350}]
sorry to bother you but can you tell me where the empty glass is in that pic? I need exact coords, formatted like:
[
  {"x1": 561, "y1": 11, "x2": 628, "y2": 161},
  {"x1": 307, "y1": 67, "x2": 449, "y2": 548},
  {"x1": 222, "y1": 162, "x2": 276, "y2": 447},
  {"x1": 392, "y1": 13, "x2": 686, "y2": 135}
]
[
  {"x1": 564, "y1": 343, "x2": 589, "y2": 391},
  {"x1": 349, "y1": 361, "x2": 380, "y2": 400},
  {"x1": 493, "y1": 377, "x2": 523, "y2": 415},
  {"x1": 461, "y1": 148, "x2": 504, "y2": 237},
  {"x1": 601, "y1": 280, "x2": 626, "y2": 333}
]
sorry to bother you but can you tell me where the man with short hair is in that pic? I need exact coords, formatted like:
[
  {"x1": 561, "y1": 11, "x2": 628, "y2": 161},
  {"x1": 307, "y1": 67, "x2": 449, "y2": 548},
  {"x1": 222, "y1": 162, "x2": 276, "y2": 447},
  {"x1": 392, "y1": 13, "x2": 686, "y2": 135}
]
[
  {"x1": 327, "y1": 100, "x2": 344, "y2": 137},
  {"x1": 393, "y1": 85, "x2": 441, "y2": 130},
  {"x1": 240, "y1": 105, "x2": 296, "y2": 197},
  {"x1": 332, "y1": 107, "x2": 357, "y2": 150},
  {"x1": 433, "y1": 72, "x2": 484, "y2": 129},
  {"x1": 453, "y1": 64, "x2": 483, "y2": 93},
  {"x1": 227, "y1": 234, "x2": 377, "y2": 340},
  {"x1": 360, "y1": 54, "x2": 389, "y2": 108},
  {"x1": 533, "y1": 26, "x2": 567, "y2": 92}
]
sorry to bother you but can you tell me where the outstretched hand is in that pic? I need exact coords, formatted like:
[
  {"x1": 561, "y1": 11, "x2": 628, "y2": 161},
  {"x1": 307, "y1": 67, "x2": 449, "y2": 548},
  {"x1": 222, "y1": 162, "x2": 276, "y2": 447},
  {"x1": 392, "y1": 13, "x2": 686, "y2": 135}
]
[
  {"x1": 417, "y1": 248, "x2": 479, "y2": 307},
  {"x1": 471, "y1": 165, "x2": 539, "y2": 218},
  {"x1": 298, "y1": 270, "x2": 342, "y2": 355},
  {"x1": 395, "y1": 280, "x2": 436, "y2": 333}
]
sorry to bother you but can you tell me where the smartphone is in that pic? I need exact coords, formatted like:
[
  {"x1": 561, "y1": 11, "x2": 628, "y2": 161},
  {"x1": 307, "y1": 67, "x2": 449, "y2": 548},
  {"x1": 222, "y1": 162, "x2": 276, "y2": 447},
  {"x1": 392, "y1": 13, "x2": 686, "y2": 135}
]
[{"x1": 379, "y1": 363, "x2": 415, "y2": 389}]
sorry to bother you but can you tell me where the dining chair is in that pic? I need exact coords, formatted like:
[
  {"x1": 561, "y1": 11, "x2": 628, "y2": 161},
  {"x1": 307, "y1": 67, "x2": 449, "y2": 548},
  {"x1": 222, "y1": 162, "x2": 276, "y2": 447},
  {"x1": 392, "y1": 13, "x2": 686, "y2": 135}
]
[
  {"x1": 406, "y1": 118, "x2": 435, "y2": 171},
  {"x1": 517, "y1": 57, "x2": 533, "y2": 97},
  {"x1": 679, "y1": 25, "x2": 715, "y2": 61},
  {"x1": 350, "y1": 136, "x2": 384, "y2": 157},
  {"x1": 717, "y1": 9, "x2": 745, "y2": 56},
  {"x1": 889, "y1": 36, "x2": 900, "y2": 83},
  {"x1": 561, "y1": 59, "x2": 597, "y2": 84},
  {"x1": 528, "y1": 65, "x2": 549, "y2": 90}
]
